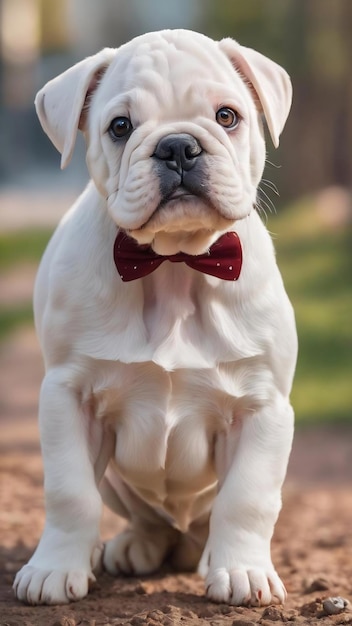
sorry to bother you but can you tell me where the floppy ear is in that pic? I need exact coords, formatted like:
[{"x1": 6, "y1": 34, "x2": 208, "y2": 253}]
[
  {"x1": 219, "y1": 38, "x2": 292, "y2": 148},
  {"x1": 35, "y1": 48, "x2": 116, "y2": 169}
]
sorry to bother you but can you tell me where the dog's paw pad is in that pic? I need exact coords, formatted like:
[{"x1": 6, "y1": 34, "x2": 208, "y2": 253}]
[
  {"x1": 13, "y1": 565, "x2": 93, "y2": 605},
  {"x1": 206, "y1": 567, "x2": 286, "y2": 606},
  {"x1": 103, "y1": 529, "x2": 168, "y2": 576}
]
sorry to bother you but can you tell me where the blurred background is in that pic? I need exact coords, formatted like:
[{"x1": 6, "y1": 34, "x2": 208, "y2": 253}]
[{"x1": 0, "y1": 0, "x2": 351, "y2": 426}]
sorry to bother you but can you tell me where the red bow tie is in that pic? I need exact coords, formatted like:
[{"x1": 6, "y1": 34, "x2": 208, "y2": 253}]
[{"x1": 114, "y1": 231, "x2": 242, "y2": 282}]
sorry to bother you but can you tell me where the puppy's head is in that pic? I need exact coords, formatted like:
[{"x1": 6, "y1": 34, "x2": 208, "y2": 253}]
[{"x1": 35, "y1": 30, "x2": 292, "y2": 255}]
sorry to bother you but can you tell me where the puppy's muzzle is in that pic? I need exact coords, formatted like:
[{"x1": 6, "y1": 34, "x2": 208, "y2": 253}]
[{"x1": 153, "y1": 133, "x2": 208, "y2": 203}]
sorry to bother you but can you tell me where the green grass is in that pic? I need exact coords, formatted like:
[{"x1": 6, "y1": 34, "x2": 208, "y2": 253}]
[
  {"x1": 0, "y1": 229, "x2": 52, "y2": 340},
  {"x1": 0, "y1": 204, "x2": 351, "y2": 424},
  {"x1": 0, "y1": 229, "x2": 53, "y2": 270},
  {"x1": 0, "y1": 305, "x2": 34, "y2": 341},
  {"x1": 271, "y1": 197, "x2": 352, "y2": 424}
]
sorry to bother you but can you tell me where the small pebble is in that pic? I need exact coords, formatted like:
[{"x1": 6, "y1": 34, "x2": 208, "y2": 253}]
[
  {"x1": 322, "y1": 596, "x2": 349, "y2": 615},
  {"x1": 300, "y1": 599, "x2": 322, "y2": 617},
  {"x1": 261, "y1": 605, "x2": 285, "y2": 621},
  {"x1": 134, "y1": 582, "x2": 147, "y2": 595},
  {"x1": 304, "y1": 577, "x2": 330, "y2": 593}
]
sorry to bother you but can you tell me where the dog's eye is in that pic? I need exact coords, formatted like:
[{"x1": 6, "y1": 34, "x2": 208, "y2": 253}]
[
  {"x1": 216, "y1": 107, "x2": 239, "y2": 129},
  {"x1": 108, "y1": 117, "x2": 133, "y2": 139}
]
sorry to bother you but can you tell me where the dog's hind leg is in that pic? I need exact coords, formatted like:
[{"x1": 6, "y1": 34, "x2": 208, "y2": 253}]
[
  {"x1": 102, "y1": 472, "x2": 178, "y2": 576},
  {"x1": 104, "y1": 519, "x2": 178, "y2": 576},
  {"x1": 169, "y1": 517, "x2": 209, "y2": 572}
]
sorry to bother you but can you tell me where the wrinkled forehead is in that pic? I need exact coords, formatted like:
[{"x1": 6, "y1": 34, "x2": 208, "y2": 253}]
[{"x1": 97, "y1": 31, "x2": 250, "y2": 118}]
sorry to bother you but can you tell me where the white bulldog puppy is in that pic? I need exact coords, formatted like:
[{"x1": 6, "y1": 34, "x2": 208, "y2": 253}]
[{"x1": 14, "y1": 29, "x2": 297, "y2": 607}]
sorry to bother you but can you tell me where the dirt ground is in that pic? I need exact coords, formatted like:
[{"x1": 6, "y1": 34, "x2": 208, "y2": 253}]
[{"x1": 1, "y1": 328, "x2": 352, "y2": 626}]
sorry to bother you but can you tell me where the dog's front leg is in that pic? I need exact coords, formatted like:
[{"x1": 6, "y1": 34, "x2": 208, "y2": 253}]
[
  {"x1": 14, "y1": 370, "x2": 102, "y2": 605},
  {"x1": 199, "y1": 397, "x2": 294, "y2": 606}
]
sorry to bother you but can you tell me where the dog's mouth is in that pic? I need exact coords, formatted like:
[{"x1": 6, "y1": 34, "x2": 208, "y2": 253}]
[
  {"x1": 138, "y1": 182, "x2": 217, "y2": 231},
  {"x1": 137, "y1": 197, "x2": 214, "y2": 240},
  {"x1": 128, "y1": 185, "x2": 235, "y2": 255},
  {"x1": 155, "y1": 184, "x2": 209, "y2": 213},
  {"x1": 166, "y1": 187, "x2": 195, "y2": 202}
]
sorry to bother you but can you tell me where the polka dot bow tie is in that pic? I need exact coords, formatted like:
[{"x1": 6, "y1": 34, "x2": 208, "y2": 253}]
[{"x1": 114, "y1": 231, "x2": 243, "y2": 282}]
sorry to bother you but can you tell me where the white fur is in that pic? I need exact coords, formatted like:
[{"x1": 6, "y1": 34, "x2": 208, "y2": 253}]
[{"x1": 14, "y1": 29, "x2": 297, "y2": 607}]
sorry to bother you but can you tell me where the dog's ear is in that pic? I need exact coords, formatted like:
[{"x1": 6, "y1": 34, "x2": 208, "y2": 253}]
[
  {"x1": 219, "y1": 38, "x2": 292, "y2": 148},
  {"x1": 35, "y1": 48, "x2": 116, "y2": 169}
]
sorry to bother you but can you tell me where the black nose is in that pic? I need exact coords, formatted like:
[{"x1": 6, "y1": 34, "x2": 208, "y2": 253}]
[{"x1": 153, "y1": 133, "x2": 202, "y2": 174}]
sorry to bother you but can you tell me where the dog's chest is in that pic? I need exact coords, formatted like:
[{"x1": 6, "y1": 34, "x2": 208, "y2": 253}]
[
  {"x1": 94, "y1": 363, "x2": 241, "y2": 527},
  {"x1": 138, "y1": 264, "x2": 257, "y2": 370},
  {"x1": 110, "y1": 367, "x2": 225, "y2": 482}
]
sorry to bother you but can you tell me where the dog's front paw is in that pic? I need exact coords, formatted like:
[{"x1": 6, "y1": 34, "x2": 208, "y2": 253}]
[
  {"x1": 205, "y1": 566, "x2": 286, "y2": 606},
  {"x1": 13, "y1": 564, "x2": 95, "y2": 605},
  {"x1": 104, "y1": 527, "x2": 171, "y2": 576}
]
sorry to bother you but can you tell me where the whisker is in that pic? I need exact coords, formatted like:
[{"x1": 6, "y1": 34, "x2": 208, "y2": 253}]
[
  {"x1": 255, "y1": 200, "x2": 269, "y2": 225},
  {"x1": 265, "y1": 158, "x2": 281, "y2": 170},
  {"x1": 268, "y1": 229, "x2": 278, "y2": 240},
  {"x1": 261, "y1": 179, "x2": 280, "y2": 196},
  {"x1": 260, "y1": 197, "x2": 275, "y2": 216},
  {"x1": 258, "y1": 187, "x2": 277, "y2": 215}
]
